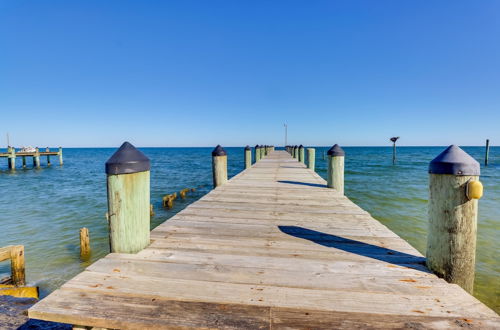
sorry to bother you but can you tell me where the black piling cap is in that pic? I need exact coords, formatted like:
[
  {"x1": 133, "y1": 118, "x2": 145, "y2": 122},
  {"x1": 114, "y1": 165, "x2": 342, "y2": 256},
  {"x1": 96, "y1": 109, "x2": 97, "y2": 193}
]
[
  {"x1": 245, "y1": 145, "x2": 251, "y2": 150},
  {"x1": 299, "y1": 144, "x2": 304, "y2": 149},
  {"x1": 294, "y1": 145, "x2": 298, "y2": 149},
  {"x1": 212, "y1": 145, "x2": 227, "y2": 157},
  {"x1": 327, "y1": 144, "x2": 345, "y2": 156},
  {"x1": 429, "y1": 145, "x2": 480, "y2": 175},
  {"x1": 105, "y1": 142, "x2": 150, "y2": 175},
  {"x1": 255, "y1": 144, "x2": 260, "y2": 149}
]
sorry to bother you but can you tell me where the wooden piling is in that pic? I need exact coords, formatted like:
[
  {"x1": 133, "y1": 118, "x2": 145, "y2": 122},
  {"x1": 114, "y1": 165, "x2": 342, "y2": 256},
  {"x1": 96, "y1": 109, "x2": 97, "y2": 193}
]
[
  {"x1": 45, "y1": 147, "x2": 51, "y2": 166},
  {"x1": 10, "y1": 245, "x2": 25, "y2": 286},
  {"x1": 427, "y1": 145, "x2": 481, "y2": 293},
  {"x1": 298, "y1": 145, "x2": 305, "y2": 163},
  {"x1": 307, "y1": 148, "x2": 315, "y2": 171},
  {"x1": 390, "y1": 137, "x2": 399, "y2": 165},
  {"x1": 293, "y1": 145, "x2": 298, "y2": 159},
  {"x1": 22, "y1": 156, "x2": 26, "y2": 168},
  {"x1": 244, "y1": 145, "x2": 251, "y2": 169},
  {"x1": 327, "y1": 144, "x2": 345, "y2": 194},
  {"x1": 58, "y1": 147, "x2": 63, "y2": 165},
  {"x1": 212, "y1": 145, "x2": 228, "y2": 188},
  {"x1": 255, "y1": 145, "x2": 261, "y2": 162},
  {"x1": 260, "y1": 145, "x2": 265, "y2": 159},
  {"x1": 34, "y1": 148, "x2": 40, "y2": 168},
  {"x1": 105, "y1": 142, "x2": 151, "y2": 254},
  {"x1": 79, "y1": 228, "x2": 90, "y2": 259},
  {"x1": 485, "y1": 139, "x2": 490, "y2": 166},
  {"x1": 8, "y1": 147, "x2": 15, "y2": 170}
]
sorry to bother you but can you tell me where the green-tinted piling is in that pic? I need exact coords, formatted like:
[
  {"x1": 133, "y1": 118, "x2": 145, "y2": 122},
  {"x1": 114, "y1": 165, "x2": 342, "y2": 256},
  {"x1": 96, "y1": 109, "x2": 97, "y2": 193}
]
[
  {"x1": 8, "y1": 147, "x2": 15, "y2": 170},
  {"x1": 58, "y1": 147, "x2": 63, "y2": 165},
  {"x1": 34, "y1": 148, "x2": 40, "y2": 168},
  {"x1": 485, "y1": 139, "x2": 490, "y2": 166},
  {"x1": 255, "y1": 145, "x2": 261, "y2": 162},
  {"x1": 327, "y1": 144, "x2": 345, "y2": 194},
  {"x1": 212, "y1": 145, "x2": 228, "y2": 188},
  {"x1": 244, "y1": 146, "x2": 251, "y2": 169},
  {"x1": 105, "y1": 142, "x2": 151, "y2": 253},
  {"x1": 427, "y1": 145, "x2": 481, "y2": 293},
  {"x1": 307, "y1": 148, "x2": 315, "y2": 171},
  {"x1": 298, "y1": 145, "x2": 305, "y2": 163},
  {"x1": 22, "y1": 156, "x2": 26, "y2": 168},
  {"x1": 46, "y1": 147, "x2": 51, "y2": 166}
]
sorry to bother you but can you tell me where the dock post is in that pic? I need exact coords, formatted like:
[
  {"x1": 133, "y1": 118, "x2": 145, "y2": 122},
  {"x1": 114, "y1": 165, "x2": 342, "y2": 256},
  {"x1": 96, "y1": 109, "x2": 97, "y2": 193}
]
[
  {"x1": 293, "y1": 145, "x2": 298, "y2": 159},
  {"x1": 307, "y1": 148, "x2": 315, "y2": 170},
  {"x1": 46, "y1": 147, "x2": 51, "y2": 166},
  {"x1": 212, "y1": 145, "x2": 228, "y2": 188},
  {"x1": 79, "y1": 227, "x2": 90, "y2": 259},
  {"x1": 298, "y1": 145, "x2": 305, "y2": 163},
  {"x1": 58, "y1": 147, "x2": 63, "y2": 165},
  {"x1": 8, "y1": 147, "x2": 16, "y2": 170},
  {"x1": 485, "y1": 139, "x2": 490, "y2": 166},
  {"x1": 255, "y1": 145, "x2": 261, "y2": 162},
  {"x1": 22, "y1": 156, "x2": 26, "y2": 168},
  {"x1": 34, "y1": 148, "x2": 41, "y2": 168},
  {"x1": 327, "y1": 144, "x2": 345, "y2": 194},
  {"x1": 390, "y1": 137, "x2": 399, "y2": 165},
  {"x1": 427, "y1": 145, "x2": 481, "y2": 293},
  {"x1": 260, "y1": 145, "x2": 265, "y2": 159},
  {"x1": 105, "y1": 142, "x2": 150, "y2": 253},
  {"x1": 244, "y1": 145, "x2": 251, "y2": 169},
  {"x1": 10, "y1": 245, "x2": 25, "y2": 286}
]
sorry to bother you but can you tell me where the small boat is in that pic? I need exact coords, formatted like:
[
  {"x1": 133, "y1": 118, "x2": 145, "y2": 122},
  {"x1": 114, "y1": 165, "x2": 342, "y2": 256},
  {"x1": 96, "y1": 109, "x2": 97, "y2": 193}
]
[{"x1": 18, "y1": 146, "x2": 36, "y2": 153}]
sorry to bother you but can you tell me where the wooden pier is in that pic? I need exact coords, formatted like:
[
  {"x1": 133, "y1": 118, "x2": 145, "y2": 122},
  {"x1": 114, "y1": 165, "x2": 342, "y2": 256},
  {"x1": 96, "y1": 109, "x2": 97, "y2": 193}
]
[
  {"x1": 29, "y1": 150, "x2": 499, "y2": 329},
  {"x1": 0, "y1": 147, "x2": 63, "y2": 169}
]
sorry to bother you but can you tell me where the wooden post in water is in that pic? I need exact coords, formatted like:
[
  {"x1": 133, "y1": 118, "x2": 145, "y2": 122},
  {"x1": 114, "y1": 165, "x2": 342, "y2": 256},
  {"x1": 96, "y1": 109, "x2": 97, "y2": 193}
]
[
  {"x1": 34, "y1": 147, "x2": 41, "y2": 168},
  {"x1": 485, "y1": 139, "x2": 490, "y2": 166},
  {"x1": 390, "y1": 137, "x2": 399, "y2": 165},
  {"x1": 10, "y1": 245, "x2": 25, "y2": 286},
  {"x1": 212, "y1": 145, "x2": 228, "y2": 188},
  {"x1": 298, "y1": 145, "x2": 305, "y2": 163},
  {"x1": 327, "y1": 144, "x2": 345, "y2": 194},
  {"x1": 244, "y1": 145, "x2": 251, "y2": 169},
  {"x1": 8, "y1": 147, "x2": 15, "y2": 170},
  {"x1": 427, "y1": 145, "x2": 482, "y2": 293},
  {"x1": 58, "y1": 147, "x2": 63, "y2": 165},
  {"x1": 307, "y1": 148, "x2": 315, "y2": 171},
  {"x1": 46, "y1": 147, "x2": 51, "y2": 166},
  {"x1": 22, "y1": 156, "x2": 26, "y2": 168},
  {"x1": 105, "y1": 142, "x2": 151, "y2": 253},
  {"x1": 79, "y1": 227, "x2": 90, "y2": 259},
  {"x1": 255, "y1": 145, "x2": 261, "y2": 162}
]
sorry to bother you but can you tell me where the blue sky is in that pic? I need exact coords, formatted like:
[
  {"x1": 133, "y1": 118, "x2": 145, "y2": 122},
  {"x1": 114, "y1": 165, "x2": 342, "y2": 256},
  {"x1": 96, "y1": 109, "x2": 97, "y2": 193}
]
[{"x1": 1, "y1": 1, "x2": 499, "y2": 147}]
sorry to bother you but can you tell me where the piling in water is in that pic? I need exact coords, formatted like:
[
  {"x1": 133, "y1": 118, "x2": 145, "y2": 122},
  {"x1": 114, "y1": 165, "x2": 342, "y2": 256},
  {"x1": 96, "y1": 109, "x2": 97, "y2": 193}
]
[
  {"x1": 427, "y1": 145, "x2": 481, "y2": 293},
  {"x1": 485, "y1": 139, "x2": 490, "y2": 166},
  {"x1": 105, "y1": 142, "x2": 151, "y2": 254},
  {"x1": 58, "y1": 147, "x2": 63, "y2": 165},
  {"x1": 34, "y1": 148, "x2": 40, "y2": 168},
  {"x1": 79, "y1": 227, "x2": 90, "y2": 259}
]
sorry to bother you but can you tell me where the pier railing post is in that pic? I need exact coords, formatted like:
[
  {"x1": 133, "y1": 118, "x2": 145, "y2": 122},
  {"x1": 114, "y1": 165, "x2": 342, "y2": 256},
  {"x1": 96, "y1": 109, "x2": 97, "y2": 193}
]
[
  {"x1": 327, "y1": 144, "x2": 345, "y2": 194},
  {"x1": 105, "y1": 142, "x2": 150, "y2": 253},
  {"x1": 293, "y1": 145, "x2": 298, "y2": 159},
  {"x1": 298, "y1": 145, "x2": 305, "y2": 163},
  {"x1": 260, "y1": 145, "x2": 265, "y2": 159},
  {"x1": 255, "y1": 145, "x2": 261, "y2": 162},
  {"x1": 244, "y1": 145, "x2": 251, "y2": 169},
  {"x1": 427, "y1": 145, "x2": 482, "y2": 293},
  {"x1": 307, "y1": 148, "x2": 315, "y2": 170},
  {"x1": 58, "y1": 147, "x2": 63, "y2": 165},
  {"x1": 34, "y1": 148, "x2": 40, "y2": 168},
  {"x1": 212, "y1": 145, "x2": 228, "y2": 188}
]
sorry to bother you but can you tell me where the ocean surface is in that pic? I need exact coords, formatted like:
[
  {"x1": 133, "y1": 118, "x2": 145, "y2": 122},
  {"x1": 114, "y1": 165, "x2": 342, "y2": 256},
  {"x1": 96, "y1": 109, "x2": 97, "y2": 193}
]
[{"x1": 0, "y1": 146, "x2": 498, "y2": 313}]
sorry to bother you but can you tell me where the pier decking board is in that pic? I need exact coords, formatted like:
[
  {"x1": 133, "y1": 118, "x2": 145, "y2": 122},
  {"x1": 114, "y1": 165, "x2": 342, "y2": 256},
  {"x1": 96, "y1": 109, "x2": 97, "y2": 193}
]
[{"x1": 29, "y1": 150, "x2": 499, "y2": 329}]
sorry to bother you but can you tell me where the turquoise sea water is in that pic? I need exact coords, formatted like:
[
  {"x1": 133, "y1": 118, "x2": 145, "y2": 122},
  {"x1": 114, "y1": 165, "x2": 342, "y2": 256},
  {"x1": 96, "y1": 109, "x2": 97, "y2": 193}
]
[{"x1": 0, "y1": 146, "x2": 498, "y2": 312}]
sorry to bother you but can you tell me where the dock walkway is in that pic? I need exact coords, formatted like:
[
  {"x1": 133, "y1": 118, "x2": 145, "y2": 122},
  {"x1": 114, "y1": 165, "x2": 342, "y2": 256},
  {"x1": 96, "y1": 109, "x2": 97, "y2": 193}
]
[{"x1": 29, "y1": 150, "x2": 499, "y2": 329}]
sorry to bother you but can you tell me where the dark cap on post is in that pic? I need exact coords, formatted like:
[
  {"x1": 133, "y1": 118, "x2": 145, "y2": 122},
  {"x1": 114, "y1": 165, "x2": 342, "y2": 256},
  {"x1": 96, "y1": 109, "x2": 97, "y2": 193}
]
[
  {"x1": 299, "y1": 145, "x2": 304, "y2": 148},
  {"x1": 327, "y1": 144, "x2": 345, "y2": 156},
  {"x1": 245, "y1": 145, "x2": 251, "y2": 150},
  {"x1": 105, "y1": 142, "x2": 150, "y2": 175},
  {"x1": 212, "y1": 145, "x2": 227, "y2": 157},
  {"x1": 429, "y1": 145, "x2": 480, "y2": 175}
]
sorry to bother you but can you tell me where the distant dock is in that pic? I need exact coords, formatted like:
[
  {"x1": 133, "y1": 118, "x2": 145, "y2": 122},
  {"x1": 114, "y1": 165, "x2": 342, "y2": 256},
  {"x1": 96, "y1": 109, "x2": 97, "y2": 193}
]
[
  {"x1": 28, "y1": 147, "x2": 499, "y2": 329},
  {"x1": 0, "y1": 147, "x2": 63, "y2": 170}
]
